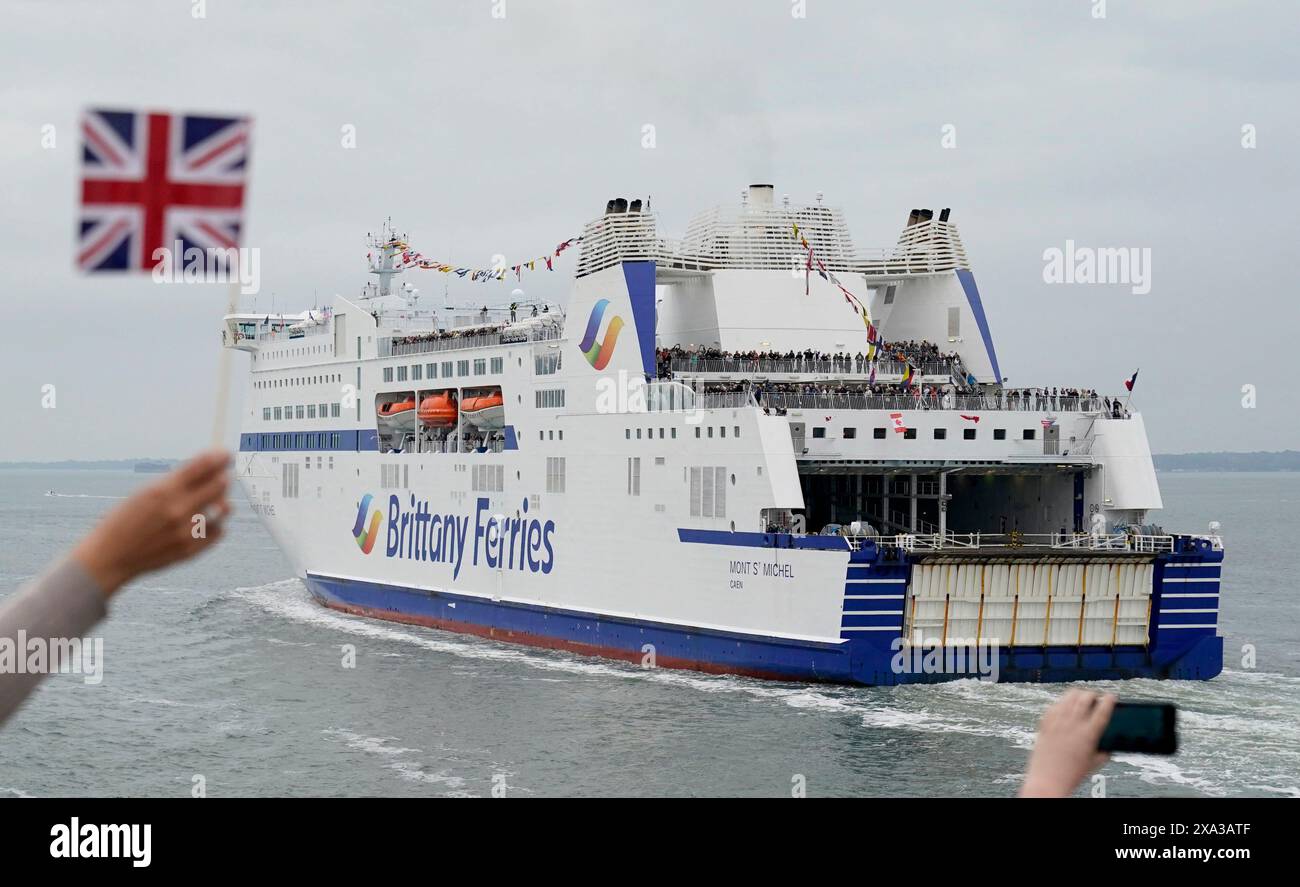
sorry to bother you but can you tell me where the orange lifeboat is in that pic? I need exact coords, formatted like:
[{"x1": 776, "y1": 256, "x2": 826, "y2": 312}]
[
  {"x1": 418, "y1": 393, "x2": 458, "y2": 428},
  {"x1": 460, "y1": 390, "x2": 505, "y2": 430}
]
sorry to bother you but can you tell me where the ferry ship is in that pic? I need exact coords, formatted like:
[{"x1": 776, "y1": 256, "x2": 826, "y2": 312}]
[{"x1": 225, "y1": 185, "x2": 1224, "y2": 684}]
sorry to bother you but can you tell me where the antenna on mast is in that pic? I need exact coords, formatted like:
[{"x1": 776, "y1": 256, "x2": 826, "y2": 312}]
[{"x1": 365, "y1": 218, "x2": 406, "y2": 299}]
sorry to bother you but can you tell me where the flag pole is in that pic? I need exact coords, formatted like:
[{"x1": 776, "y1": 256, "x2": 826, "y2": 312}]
[
  {"x1": 1124, "y1": 367, "x2": 1139, "y2": 412},
  {"x1": 211, "y1": 281, "x2": 240, "y2": 448}
]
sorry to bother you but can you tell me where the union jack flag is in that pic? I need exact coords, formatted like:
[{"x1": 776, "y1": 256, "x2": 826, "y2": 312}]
[{"x1": 78, "y1": 108, "x2": 250, "y2": 272}]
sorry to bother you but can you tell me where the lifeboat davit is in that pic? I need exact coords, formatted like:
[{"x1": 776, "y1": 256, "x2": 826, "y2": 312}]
[
  {"x1": 460, "y1": 391, "x2": 505, "y2": 430},
  {"x1": 418, "y1": 393, "x2": 458, "y2": 428},
  {"x1": 376, "y1": 398, "x2": 416, "y2": 434}
]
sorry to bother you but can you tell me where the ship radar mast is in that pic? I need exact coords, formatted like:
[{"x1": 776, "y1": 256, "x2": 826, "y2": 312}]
[{"x1": 364, "y1": 218, "x2": 407, "y2": 299}]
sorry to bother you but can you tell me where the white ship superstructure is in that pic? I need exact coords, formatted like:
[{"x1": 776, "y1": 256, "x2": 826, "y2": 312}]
[{"x1": 225, "y1": 186, "x2": 1224, "y2": 684}]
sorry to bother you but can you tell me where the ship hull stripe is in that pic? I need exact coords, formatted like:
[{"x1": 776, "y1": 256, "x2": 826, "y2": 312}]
[{"x1": 303, "y1": 572, "x2": 1225, "y2": 685}]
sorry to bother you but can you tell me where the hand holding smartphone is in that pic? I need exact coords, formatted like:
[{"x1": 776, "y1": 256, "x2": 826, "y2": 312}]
[{"x1": 1098, "y1": 701, "x2": 1178, "y2": 755}]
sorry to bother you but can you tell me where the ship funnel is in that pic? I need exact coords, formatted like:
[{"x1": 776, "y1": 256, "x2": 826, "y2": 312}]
[
  {"x1": 629, "y1": 198, "x2": 643, "y2": 212},
  {"x1": 747, "y1": 183, "x2": 774, "y2": 209},
  {"x1": 917, "y1": 208, "x2": 934, "y2": 223},
  {"x1": 613, "y1": 197, "x2": 628, "y2": 213},
  {"x1": 939, "y1": 208, "x2": 951, "y2": 222},
  {"x1": 907, "y1": 209, "x2": 920, "y2": 227},
  {"x1": 605, "y1": 199, "x2": 616, "y2": 214}
]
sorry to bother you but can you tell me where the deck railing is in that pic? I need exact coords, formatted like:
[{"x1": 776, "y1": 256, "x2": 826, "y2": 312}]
[
  {"x1": 667, "y1": 356, "x2": 957, "y2": 378},
  {"x1": 841, "y1": 532, "x2": 1175, "y2": 553},
  {"x1": 380, "y1": 323, "x2": 562, "y2": 358},
  {"x1": 757, "y1": 391, "x2": 1115, "y2": 413},
  {"x1": 678, "y1": 389, "x2": 1125, "y2": 417}
]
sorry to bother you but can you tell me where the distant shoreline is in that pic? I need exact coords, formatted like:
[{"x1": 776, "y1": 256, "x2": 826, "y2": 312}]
[
  {"x1": 1153, "y1": 451, "x2": 1300, "y2": 472},
  {"x1": 3, "y1": 452, "x2": 1298, "y2": 472},
  {"x1": 0, "y1": 460, "x2": 180, "y2": 471}
]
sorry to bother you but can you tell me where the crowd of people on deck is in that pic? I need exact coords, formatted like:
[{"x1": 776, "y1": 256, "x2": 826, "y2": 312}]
[
  {"x1": 655, "y1": 340, "x2": 965, "y2": 380},
  {"x1": 385, "y1": 305, "x2": 553, "y2": 349},
  {"x1": 650, "y1": 338, "x2": 1131, "y2": 415},
  {"x1": 687, "y1": 378, "x2": 1126, "y2": 416}
]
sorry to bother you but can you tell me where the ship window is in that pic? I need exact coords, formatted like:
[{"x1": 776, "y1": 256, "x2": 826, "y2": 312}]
[
  {"x1": 720, "y1": 426, "x2": 726, "y2": 438},
  {"x1": 884, "y1": 285, "x2": 896, "y2": 305},
  {"x1": 672, "y1": 428, "x2": 677, "y2": 439},
  {"x1": 263, "y1": 408, "x2": 272, "y2": 421},
  {"x1": 627, "y1": 457, "x2": 641, "y2": 496},
  {"x1": 296, "y1": 405, "x2": 305, "y2": 419},
  {"x1": 707, "y1": 427, "x2": 714, "y2": 438},
  {"x1": 812, "y1": 427, "x2": 826, "y2": 439},
  {"x1": 412, "y1": 365, "x2": 422, "y2": 381},
  {"x1": 636, "y1": 428, "x2": 642, "y2": 439},
  {"x1": 659, "y1": 428, "x2": 664, "y2": 439},
  {"x1": 1023, "y1": 429, "x2": 1036, "y2": 440},
  {"x1": 307, "y1": 404, "x2": 317, "y2": 419},
  {"x1": 873, "y1": 427, "x2": 886, "y2": 439},
  {"x1": 331, "y1": 403, "x2": 340, "y2": 418},
  {"x1": 490, "y1": 357, "x2": 504, "y2": 374},
  {"x1": 963, "y1": 428, "x2": 976, "y2": 440},
  {"x1": 994, "y1": 428, "x2": 1006, "y2": 440},
  {"x1": 695, "y1": 427, "x2": 700, "y2": 438},
  {"x1": 383, "y1": 367, "x2": 394, "y2": 383},
  {"x1": 734, "y1": 426, "x2": 740, "y2": 438},
  {"x1": 442, "y1": 361, "x2": 453, "y2": 377},
  {"x1": 474, "y1": 359, "x2": 486, "y2": 375},
  {"x1": 396, "y1": 366, "x2": 407, "y2": 382},
  {"x1": 903, "y1": 428, "x2": 917, "y2": 439},
  {"x1": 457, "y1": 360, "x2": 470, "y2": 376},
  {"x1": 843, "y1": 427, "x2": 857, "y2": 439},
  {"x1": 933, "y1": 428, "x2": 946, "y2": 440},
  {"x1": 427, "y1": 363, "x2": 437, "y2": 378},
  {"x1": 625, "y1": 429, "x2": 630, "y2": 439}
]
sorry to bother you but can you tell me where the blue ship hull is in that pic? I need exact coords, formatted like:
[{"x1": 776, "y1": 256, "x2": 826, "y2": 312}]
[{"x1": 304, "y1": 536, "x2": 1223, "y2": 686}]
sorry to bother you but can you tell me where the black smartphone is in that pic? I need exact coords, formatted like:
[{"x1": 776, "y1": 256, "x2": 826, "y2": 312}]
[{"x1": 1098, "y1": 701, "x2": 1177, "y2": 755}]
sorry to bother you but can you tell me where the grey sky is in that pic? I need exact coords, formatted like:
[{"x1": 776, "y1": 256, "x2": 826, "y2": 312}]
[{"x1": 1, "y1": 0, "x2": 1296, "y2": 460}]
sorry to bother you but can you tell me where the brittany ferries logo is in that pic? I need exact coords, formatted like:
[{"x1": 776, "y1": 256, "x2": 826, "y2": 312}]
[
  {"x1": 577, "y1": 298, "x2": 623, "y2": 370},
  {"x1": 349, "y1": 494, "x2": 556, "y2": 580},
  {"x1": 352, "y1": 494, "x2": 382, "y2": 554}
]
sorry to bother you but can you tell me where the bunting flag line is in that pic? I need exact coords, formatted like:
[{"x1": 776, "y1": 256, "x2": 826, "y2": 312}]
[
  {"x1": 792, "y1": 223, "x2": 877, "y2": 359},
  {"x1": 369, "y1": 235, "x2": 585, "y2": 284}
]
